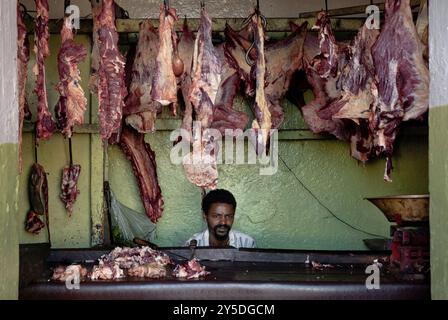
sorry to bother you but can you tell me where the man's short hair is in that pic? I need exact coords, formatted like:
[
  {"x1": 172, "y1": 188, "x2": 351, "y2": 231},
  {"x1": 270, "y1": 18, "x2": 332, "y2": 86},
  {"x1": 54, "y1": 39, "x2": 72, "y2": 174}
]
[{"x1": 202, "y1": 189, "x2": 237, "y2": 214}]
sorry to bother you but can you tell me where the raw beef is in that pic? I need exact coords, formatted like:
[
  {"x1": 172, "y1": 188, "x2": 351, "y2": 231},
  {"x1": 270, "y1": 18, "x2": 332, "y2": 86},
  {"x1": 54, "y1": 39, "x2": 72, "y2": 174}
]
[
  {"x1": 17, "y1": 4, "x2": 30, "y2": 173},
  {"x1": 124, "y1": 20, "x2": 161, "y2": 133},
  {"x1": 249, "y1": 12, "x2": 271, "y2": 154},
  {"x1": 128, "y1": 263, "x2": 167, "y2": 278},
  {"x1": 119, "y1": 125, "x2": 164, "y2": 223},
  {"x1": 96, "y1": 0, "x2": 126, "y2": 142},
  {"x1": 151, "y1": 4, "x2": 180, "y2": 113},
  {"x1": 89, "y1": 0, "x2": 102, "y2": 93},
  {"x1": 55, "y1": 16, "x2": 88, "y2": 138},
  {"x1": 59, "y1": 164, "x2": 81, "y2": 216},
  {"x1": 225, "y1": 17, "x2": 308, "y2": 130},
  {"x1": 52, "y1": 264, "x2": 88, "y2": 282},
  {"x1": 172, "y1": 258, "x2": 210, "y2": 279},
  {"x1": 33, "y1": 0, "x2": 56, "y2": 142},
  {"x1": 371, "y1": 0, "x2": 429, "y2": 181},
  {"x1": 326, "y1": 25, "x2": 380, "y2": 162},
  {"x1": 184, "y1": 6, "x2": 220, "y2": 189},
  {"x1": 25, "y1": 163, "x2": 49, "y2": 235},
  {"x1": 176, "y1": 18, "x2": 195, "y2": 143}
]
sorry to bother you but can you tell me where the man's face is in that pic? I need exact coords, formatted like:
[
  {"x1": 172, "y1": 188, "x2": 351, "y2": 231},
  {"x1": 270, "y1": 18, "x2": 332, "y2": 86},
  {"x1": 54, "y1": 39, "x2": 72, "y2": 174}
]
[{"x1": 204, "y1": 203, "x2": 235, "y2": 241}]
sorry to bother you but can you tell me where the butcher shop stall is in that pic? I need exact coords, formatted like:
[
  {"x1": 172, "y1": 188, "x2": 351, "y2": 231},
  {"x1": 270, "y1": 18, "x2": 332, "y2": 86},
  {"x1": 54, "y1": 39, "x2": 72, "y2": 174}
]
[{"x1": 1, "y1": 0, "x2": 447, "y2": 301}]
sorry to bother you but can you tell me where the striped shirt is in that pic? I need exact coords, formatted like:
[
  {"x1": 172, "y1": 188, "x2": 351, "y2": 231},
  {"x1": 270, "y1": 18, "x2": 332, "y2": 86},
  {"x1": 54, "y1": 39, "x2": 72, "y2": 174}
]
[{"x1": 184, "y1": 229, "x2": 256, "y2": 248}]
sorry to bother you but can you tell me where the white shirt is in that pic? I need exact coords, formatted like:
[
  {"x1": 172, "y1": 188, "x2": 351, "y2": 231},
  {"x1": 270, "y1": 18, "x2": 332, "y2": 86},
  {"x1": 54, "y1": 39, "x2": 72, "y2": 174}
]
[{"x1": 184, "y1": 229, "x2": 256, "y2": 248}]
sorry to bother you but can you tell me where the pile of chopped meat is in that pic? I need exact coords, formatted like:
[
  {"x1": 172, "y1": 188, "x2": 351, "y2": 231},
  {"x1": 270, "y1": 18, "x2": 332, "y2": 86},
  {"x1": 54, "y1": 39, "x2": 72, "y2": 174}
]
[
  {"x1": 99, "y1": 246, "x2": 172, "y2": 269},
  {"x1": 51, "y1": 247, "x2": 210, "y2": 281},
  {"x1": 172, "y1": 258, "x2": 210, "y2": 279},
  {"x1": 51, "y1": 264, "x2": 88, "y2": 282}
]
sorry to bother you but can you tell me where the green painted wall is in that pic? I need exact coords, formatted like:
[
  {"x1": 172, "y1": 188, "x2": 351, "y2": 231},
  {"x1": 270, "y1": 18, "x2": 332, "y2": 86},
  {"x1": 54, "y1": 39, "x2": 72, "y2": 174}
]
[
  {"x1": 109, "y1": 121, "x2": 428, "y2": 250},
  {"x1": 19, "y1": 34, "x2": 429, "y2": 251},
  {"x1": 0, "y1": 144, "x2": 20, "y2": 299},
  {"x1": 18, "y1": 34, "x2": 92, "y2": 248},
  {"x1": 429, "y1": 105, "x2": 448, "y2": 299}
]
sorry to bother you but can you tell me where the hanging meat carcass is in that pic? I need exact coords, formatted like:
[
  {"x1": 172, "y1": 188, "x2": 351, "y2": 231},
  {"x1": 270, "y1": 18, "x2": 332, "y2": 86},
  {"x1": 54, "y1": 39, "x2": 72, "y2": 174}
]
[
  {"x1": 124, "y1": 20, "x2": 161, "y2": 133},
  {"x1": 119, "y1": 125, "x2": 164, "y2": 223},
  {"x1": 33, "y1": 0, "x2": 56, "y2": 142},
  {"x1": 95, "y1": 0, "x2": 127, "y2": 142},
  {"x1": 55, "y1": 16, "x2": 88, "y2": 138},
  {"x1": 178, "y1": 18, "x2": 249, "y2": 142},
  {"x1": 60, "y1": 164, "x2": 81, "y2": 217},
  {"x1": 17, "y1": 4, "x2": 30, "y2": 173},
  {"x1": 370, "y1": 0, "x2": 429, "y2": 181},
  {"x1": 183, "y1": 6, "x2": 221, "y2": 189},
  {"x1": 176, "y1": 18, "x2": 195, "y2": 143},
  {"x1": 89, "y1": 0, "x2": 102, "y2": 93},
  {"x1": 151, "y1": 4, "x2": 182, "y2": 114},
  {"x1": 224, "y1": 15, "x2": 308, "y2": 131},
  {"x1": 25, "y1": 163, "x2": 49, "y2": 236},
  {"x1": 248, "y1": 11, "x2": 271, "y2": 154}
]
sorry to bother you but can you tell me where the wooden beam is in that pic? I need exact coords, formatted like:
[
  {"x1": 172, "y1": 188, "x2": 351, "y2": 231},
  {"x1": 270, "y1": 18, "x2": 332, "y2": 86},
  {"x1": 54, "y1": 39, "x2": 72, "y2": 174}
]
[
  {"x1": 24, "y1": 17, "x2": 367, "y2": 34},
  {"x1": 117, "y1": 17, "x2": 365, "y2": 33},
  {"x1": 22, "y1": 122, "x2": 427, "y2": 138},
  {"x1": 299, "y1": 0, "x2": 422, "y2": 18},
  {"x1": 23, "y1": 122, "x2": 100, "y2": 133}
]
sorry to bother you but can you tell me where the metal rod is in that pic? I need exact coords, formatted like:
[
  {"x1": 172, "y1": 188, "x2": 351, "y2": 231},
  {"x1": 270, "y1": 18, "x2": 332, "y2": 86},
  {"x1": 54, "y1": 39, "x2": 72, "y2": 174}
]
[
  {"x1": 69, "y1": 137, "x2": 73, "y2": 166},
  {"x1": 34, "y1": 130, "x2": 38, "y2": 164},
  {"x1": 325, "y1": 0, "x2": 329, "y2": 12}
]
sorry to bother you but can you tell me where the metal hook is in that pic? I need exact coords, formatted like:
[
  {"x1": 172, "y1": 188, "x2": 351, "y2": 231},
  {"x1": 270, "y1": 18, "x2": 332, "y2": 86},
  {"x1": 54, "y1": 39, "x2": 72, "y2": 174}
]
[
  {"x1": 245, "y1": 40, "x2": 255, "y2": 66},
  {"x1": 19, "y1": 3, "x2": 28, "y2": 16}
]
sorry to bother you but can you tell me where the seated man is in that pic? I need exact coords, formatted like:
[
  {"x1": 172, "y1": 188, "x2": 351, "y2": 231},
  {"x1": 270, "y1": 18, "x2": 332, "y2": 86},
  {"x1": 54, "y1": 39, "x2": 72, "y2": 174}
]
[{"x1": 185, "y1": 189, "x2": 256, "y2": 248}]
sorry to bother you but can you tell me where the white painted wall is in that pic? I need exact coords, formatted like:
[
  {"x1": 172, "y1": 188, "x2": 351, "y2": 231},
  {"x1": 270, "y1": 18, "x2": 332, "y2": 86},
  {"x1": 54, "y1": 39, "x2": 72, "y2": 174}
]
[{"x1": 0, "y1": 0, "x2": 19, "y2": 144}]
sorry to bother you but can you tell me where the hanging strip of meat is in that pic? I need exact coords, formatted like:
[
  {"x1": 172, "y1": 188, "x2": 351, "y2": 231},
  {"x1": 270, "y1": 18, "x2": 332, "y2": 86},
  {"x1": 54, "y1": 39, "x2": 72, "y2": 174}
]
[
  {"x1": 371, "y1": 0, "x2": 429, "y2": 181},
  {"x1": 96, "y1": 0, "x2": 127, "y2": 142},
  {"x1": 17, "y1": 4, "x2": 30, "y2": 174},
  {"x1": 60, "y1": 164, "x2": 81, "y2": 216},
  {"x1": 151, "y1": 4, "x2": 180, "y2": 113},
  {"x1": 330, "y1": 25, "x2": 379, "y2": 162},
  {"x1": 176, "y1": 18, "x2": 195, "y2": 143},
  {"x1": 89, "y1": 0, "x2": 102, "y2": 93},
  {"x1": 183, "y1": 6, "x2": 220, "y2": 189},
  {"x1": 119, "y1": 125, "x2": 164, "y2": 223},
  {"x1": 250, "y1": 11, "x2": 271, "y2": 154},
  {"x1": 224, "y1": 18, "x2": 308, "y2": 130},
  {"x1": 55, "y1": 16, "x2": 88, "y2": 138},
  {"x1": 33, "y1": 0, "x2": 56, "y2": 142},
  {"x1": 25, "y1": 163, "x2": 49, "y2": 235},
  {"x1": 124, "y1": 20, "x2": 161, "y2": 133}
]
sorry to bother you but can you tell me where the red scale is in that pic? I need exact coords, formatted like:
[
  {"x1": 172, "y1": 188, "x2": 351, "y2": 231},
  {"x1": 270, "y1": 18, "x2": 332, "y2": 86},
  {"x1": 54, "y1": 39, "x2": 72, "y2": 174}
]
[{"x1": 367, "y1": 195, "x2": 430, "y2": 278}]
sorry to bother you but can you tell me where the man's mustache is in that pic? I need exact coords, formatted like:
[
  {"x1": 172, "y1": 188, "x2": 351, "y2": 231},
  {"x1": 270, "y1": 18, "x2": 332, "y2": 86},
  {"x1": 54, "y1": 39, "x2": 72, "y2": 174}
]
[{"x1": 214, "y1": 224, "x2": 230, "y2": 233}]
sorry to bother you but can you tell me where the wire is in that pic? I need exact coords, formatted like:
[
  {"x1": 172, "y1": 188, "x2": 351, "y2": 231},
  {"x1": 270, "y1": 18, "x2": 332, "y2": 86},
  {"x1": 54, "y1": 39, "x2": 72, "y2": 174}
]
[{"x1": 278, "y1": 154, "x2": 389, "y2": 240}]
